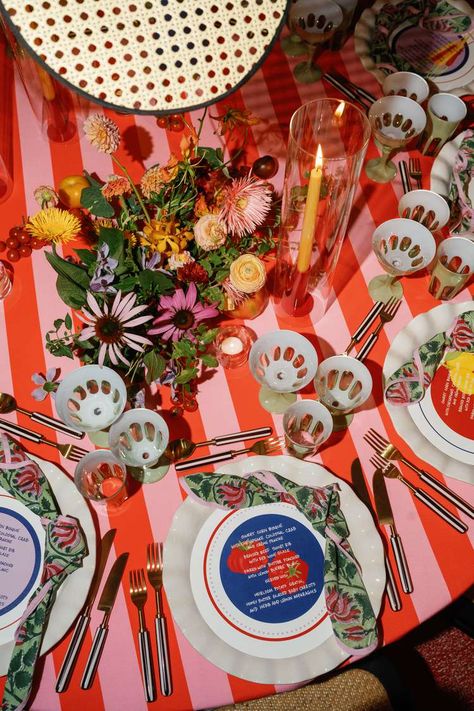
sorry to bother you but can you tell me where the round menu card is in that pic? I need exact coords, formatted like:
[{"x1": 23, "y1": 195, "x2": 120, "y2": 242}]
[
  {"x1": 0, "y1": 493, "x2": 45, "y2": 645},
  {"x1": 190, "y1": 502, "x2": 333, "y2": 660}
]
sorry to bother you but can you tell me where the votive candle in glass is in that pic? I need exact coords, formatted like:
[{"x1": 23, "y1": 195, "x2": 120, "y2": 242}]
[{"x1": 215, "y1": 325, "x2": 253, "y2": 369}]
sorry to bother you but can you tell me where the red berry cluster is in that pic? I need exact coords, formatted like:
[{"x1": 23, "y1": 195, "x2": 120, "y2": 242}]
[
  {"x1": 0, "y1": 226, "x2": 46, "y2": 263},
  {"x1": 156, "y1": 114, "x2": 185, "y2": 132}
]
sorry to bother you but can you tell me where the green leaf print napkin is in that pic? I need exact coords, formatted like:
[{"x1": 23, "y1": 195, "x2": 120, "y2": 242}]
[
  {"x1": 448, "y1": 129, "x2": 474, "y2": 237},
  {"x1": 385, "y1": 311, "x2": 474, "y2": 405},
  {"x1": 0, "y1": 433, "x2": 86, "y2": 711},
  {"x1": 182, "y1": 469, "x2": 378, "y2": 655}
]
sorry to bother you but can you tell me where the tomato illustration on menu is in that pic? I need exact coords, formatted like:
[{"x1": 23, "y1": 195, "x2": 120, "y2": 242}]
[
  {"x1": 226, "y1": 539, "x2": 269, "y2": 575},
  {"x1": 267, "y1": 550, "x2": 309, "y2": 594}
]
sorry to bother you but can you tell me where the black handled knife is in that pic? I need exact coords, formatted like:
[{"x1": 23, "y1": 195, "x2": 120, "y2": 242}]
[
  {"x1": 80, "y1": 551, "x2": 129, "y2": 690},
  {"x1": 350, "y1": 458, "x2": 402, "y2": 612},
  {"x1": 56, "y1": 528, "x2": 116, "y2": 693}
]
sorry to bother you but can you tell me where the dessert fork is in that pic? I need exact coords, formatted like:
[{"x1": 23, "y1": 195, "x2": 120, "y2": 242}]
[
  {"x1": 0, "y1": 417, "x2": 88, "y2": 461},
  {"x1": 369, "y1": 453, "x2": 468, "y2": 534},
  {"x1": 356, "y1": 298, "x2": 401, "y2": 362},
  {"x1": 147, "y1": 543, "x2": 172, "y2": 697},
  {"x1": 129, "y1": 569, "x2": 156, "y2": 702},
  {"x1": 175, "y1": 436, "x2": 285, "y2": 471},
  {"x1": 408, "y1": 157, "x2": 422, "y2": 189},
  {"x1": 365, "y1": 429, "x2": 474, "y2": 518}
]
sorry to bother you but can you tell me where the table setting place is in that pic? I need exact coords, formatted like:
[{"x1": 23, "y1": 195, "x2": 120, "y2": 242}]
[{"x1": 0, "y1": 0, "x2": 473, "y2": 710}]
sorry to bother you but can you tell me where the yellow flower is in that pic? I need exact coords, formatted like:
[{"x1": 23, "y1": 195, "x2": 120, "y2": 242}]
[
  {"x1": 229, "y1": 254, "x2": 266, "y2": 294},
  {"x1": 83, "y1": 113, "x2": 120, "y2": 154},
  {"x1": 212, "y1": 107, "x2": 260, "y2": 135},
  {"x1": 141, "y1": 218, "x2": 191, "y2": 255},
  {"x1": 26, "y1": 208, "x2": 81, "y2": 245}
]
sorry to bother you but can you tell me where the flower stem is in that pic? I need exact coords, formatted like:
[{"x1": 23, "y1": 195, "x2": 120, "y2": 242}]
[{"x1": 112, "y1": 155, "x2": 152, "y2": 224}]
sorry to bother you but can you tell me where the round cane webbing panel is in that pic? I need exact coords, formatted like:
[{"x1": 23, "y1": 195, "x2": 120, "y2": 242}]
[{"x1": 1, "y1": 0, "x2": 287, "y2": 114}]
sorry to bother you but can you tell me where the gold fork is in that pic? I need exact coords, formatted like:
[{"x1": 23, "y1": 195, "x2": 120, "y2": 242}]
[
  {"x1": 147, "y1": 543, "x2": 172, "y2": 696},
  {"x1": 175, "y1": 435, "x2": 285, "y2": 472},
  {"x1": 0, "y1": 417, "x2": 88, "y2": 462},
  {"x1": 369, "y1": 453, "x2": 467, "y2": 534},
  {"x1": 356, "y1": 298, "x2": 401, "y2": 362},
  {"x1": 365, "y1": 429, "x2": 474, "y2": 518},
  {"x1": 129, "y1": 569, "x2": 156, "y2": 702},
  {"x1": 408, "y1": 157, "x2": 422, "y2": 189}
]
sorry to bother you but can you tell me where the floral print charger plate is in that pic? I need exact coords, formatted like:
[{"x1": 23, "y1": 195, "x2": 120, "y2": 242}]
[{"x1": 354, "y1": 0, "x2": 474, "y2": 96}]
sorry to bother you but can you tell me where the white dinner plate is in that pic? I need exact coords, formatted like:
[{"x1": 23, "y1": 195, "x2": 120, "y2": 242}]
[
  {"x1": 164, "y1": 455, "x2": 385, "y2": 685},
  {"x1": 384, "y1": 300, "x2": 474, "y2": 485},
  {"x1": 430, "y1": 130, "x2": 474, "y2": 237},
  {"x1": 355, "y1": 0, "x2": 474, "y2": 97},
  {"x1": 0, "y1": 454, "x2": 96, "y2": 676}
]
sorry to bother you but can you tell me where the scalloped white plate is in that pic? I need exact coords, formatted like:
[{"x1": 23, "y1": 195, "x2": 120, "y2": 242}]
[
  {"x1": 0, "y1": 455, "x2": 95, "y2": 676},
  {"x1": 164, "y1": 455, "x2": 385, "y2": 684},
  {"x1": 383, "y1": 300, "x2": 474, "y2": 484},
  {"x1": 354, "y1": 0, "x2": 474, "y2": 97}
]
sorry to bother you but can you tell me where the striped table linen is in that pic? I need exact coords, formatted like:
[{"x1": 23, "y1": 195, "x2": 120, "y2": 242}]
[{"x1": 0, "y1": 31, "x2": 473, "y2": 711}]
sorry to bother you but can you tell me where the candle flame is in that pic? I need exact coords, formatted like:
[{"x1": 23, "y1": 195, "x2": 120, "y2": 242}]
[
  {"x1": 315, "y1": 144, "x2": 323, "y2": 170},
  {"x1": 335, "y1": 101, "x2": 345, "y2": 118}
]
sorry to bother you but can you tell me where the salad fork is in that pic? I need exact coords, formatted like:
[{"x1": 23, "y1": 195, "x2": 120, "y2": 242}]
[
  {"x1": 365, "y1": 429, "x2": 474, "y2": 519},
  {"x1": 175, "y1": 435, "x2": 285, "y2": 472},
  {"x1": 129, "y1": 569, "x2": 156, "y2": 702},
  {"x1": 356, "y1": 298, "x2": 401, "y2": 362},
  {"x1": 408, "y1": 157, "x2": 422, "y2": 189},
  {"x1": 369, "y1": 453, "x2": 468, "y2": 534},
  {"x1": 147, "y1": 543, "x2": 172, "y2": 696},
  {"x1": 0, "y1": 417, "x2": 88, "y2": 462}
]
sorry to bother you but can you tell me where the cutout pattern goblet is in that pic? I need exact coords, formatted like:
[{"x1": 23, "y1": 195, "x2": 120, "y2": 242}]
[
  {"x1": 314, "y1": 355, "x2": 373, "y2": 431},
  {"x1": 369, "y1": 217, "x2": 436, "y2": 303},
  {"x1": 366, "y1": 96, "x2": 426, "y2": 183},
  {"x1": 288, "y1": 0, "x2": 343, "y2": 84}
]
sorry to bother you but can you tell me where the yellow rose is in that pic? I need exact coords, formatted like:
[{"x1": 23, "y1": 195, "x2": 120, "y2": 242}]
[{"x1": 229, "y1": 254, "x2": 266, "y2": 294}]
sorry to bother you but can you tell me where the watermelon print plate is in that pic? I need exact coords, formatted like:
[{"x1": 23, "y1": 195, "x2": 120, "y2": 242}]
[
  {"x1": 164, "y1": 456, "x2": 384, "y2": 684},
  {"x1": 354, "y1": 0, "x2": 474, "y2": 97},
  {"x1": 384, "y1": 301, "x2": 474, "y2": 485}
]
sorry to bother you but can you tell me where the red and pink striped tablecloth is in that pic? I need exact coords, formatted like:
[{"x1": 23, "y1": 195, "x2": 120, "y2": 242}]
[{"x1": 0, "y1": 29, "x2": 473, "y2": 711}]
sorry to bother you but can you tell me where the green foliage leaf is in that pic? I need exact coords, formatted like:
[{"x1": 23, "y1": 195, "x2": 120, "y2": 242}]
[
  {"x1": 64, "y1": 313, "x2": 73, "y2": 330},
  {"x1": 116, "y1": 275, "x2": 139, "y2": 292},
  {"x1": 53, "y1": 318, "x2": 63, "y2": 330},
  {"x1": 45, "y1": 248, "x2": 90, "y2": 289},
  {"x1": 55, "y1": 274, "x2": 87, "y2": 308},
  {"x1": 98, "y1": 227, "x2": 124, "y2": 261},
  {"x1": 172, "y1": 339, "x2": 196, "y2": 359},
  {"x1": 81, "y1": 186, "x2": 115, "y2": 217},
  {"x1": 201, "y1": 354, "x2": 218, "y2": 368},
  {"x1": 175, "y1": 367, "x2": 198, "y2": 385},
  {"x1": 196, "y1": 146, "x2": 225, "y2": 170},
  {"x1": 74, "y1": 249, "x2": 97, "y2": 267},
  {"x1": 138, "y1": 269, "x2": 175, "y2": 295},
  {"x1": 143, "y1": 350, "x2": 166, "y2": 383}
]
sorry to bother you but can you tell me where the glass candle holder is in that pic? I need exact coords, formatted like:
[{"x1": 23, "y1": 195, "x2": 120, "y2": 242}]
[
  {"x1": 283, "y1": 399, "x2": 333, "y2": 458},
  {"x1": 214, "y1": 325, "x2": 253, "y2": 369},
  {"x1": 429, "y1": 237, "x2": 474, "y2": 300},
  {"x1": 74, "y1": 450, "x2": 127, "y2": 505},
  {"x1": 274, "y1": 99, "x2": 371, "y2": 320}
]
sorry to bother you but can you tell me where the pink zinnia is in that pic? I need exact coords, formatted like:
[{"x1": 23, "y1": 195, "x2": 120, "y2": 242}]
[
  {"x1": 148, "y1": 282, "x2": 218, "y2": 342},
  {"x1": 219, "y1": 176, "x2": 272, "y2": 238}
]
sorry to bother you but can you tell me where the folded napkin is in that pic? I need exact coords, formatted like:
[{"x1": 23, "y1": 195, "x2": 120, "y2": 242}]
[
  {"x1": 385, "y1": 311, "x2": 474, "y2": 406},
  {"x1": 183, "y1": 469, "x2": 378, "y2": 655},
  {"x1": 448, "y1": 129, "x2": 474, "y2": 237},
  {"x1": 0, "y1": 433, "x2": 86, "y2": 711}
]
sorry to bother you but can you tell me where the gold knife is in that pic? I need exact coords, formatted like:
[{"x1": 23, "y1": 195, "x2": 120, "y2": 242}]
[
  {"x1": 56, "y1": 528, "x2": 116, "y2": 693},
  {"x1": 350, "y1": 458, "x2": 402, "y2": 612},
  {"x1": 373, "y1": 469, "x2": 413, "y2": 595},
  {"x1": 81, "y1": 551, "x2": 129, "y2": 690}
]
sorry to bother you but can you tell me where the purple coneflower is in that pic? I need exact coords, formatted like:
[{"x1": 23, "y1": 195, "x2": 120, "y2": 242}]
[
  {"x1": 219, "y1": 176, "x2": 272, "y2": 238},
  {"x1": 79, "y1": 291, "x2": 153, "y2": 366},
  {"x1": 148, "y1": 282, "x2": 218, "y2": 342}
]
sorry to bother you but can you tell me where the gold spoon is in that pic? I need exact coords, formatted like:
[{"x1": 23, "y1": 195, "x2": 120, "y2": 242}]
[
  {"x1": 166, "y1": 426, "x2": 273, "y2": 462},
  {"x1": 0, "y1": 392, "x2": 84, "y2": 439}
]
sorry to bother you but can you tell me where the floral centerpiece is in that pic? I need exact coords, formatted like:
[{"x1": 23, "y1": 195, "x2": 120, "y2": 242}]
[{"x1": 26, "y1": 110, "x2": 279, "y2": 410}]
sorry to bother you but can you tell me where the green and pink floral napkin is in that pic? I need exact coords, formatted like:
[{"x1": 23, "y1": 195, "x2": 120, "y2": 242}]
[
  {"x1": 0, "y1": 433, "x2": 86, "y2": 711},
  {"x1": 385, "y1": 311, "x2": 474, "y2": 405},
  {"x1": 182, "y1": 469, "x2": 378, "y2": 655},
  {"x1": 448, "y1": 129, "x2": 474, "y2": 238}
]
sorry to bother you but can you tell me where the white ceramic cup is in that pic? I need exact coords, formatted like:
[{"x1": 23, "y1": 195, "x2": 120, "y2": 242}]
[{"x1": 283, "y1": 399, "x2": 333, "y2": 457}]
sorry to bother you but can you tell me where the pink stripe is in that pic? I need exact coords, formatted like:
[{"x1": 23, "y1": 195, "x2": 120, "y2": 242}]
[{"x1": 28, "y1": 655, "x2": 63, "y2": 711}]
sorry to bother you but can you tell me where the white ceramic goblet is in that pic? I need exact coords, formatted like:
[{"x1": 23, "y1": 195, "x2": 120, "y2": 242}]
[
  {"x1": 289, "y1": 0, "x2": 343, "y2": 83},
  {"x1": 382, "y1": 71, "x2": 430, "y2": 104},
  {"x1": 366, "y1": 96, "x2": 426, "y2": 183},
  {"x1": 314, "y1": 355, "x2": 373, "y2": 430},
  {"x1": 249, "y1": 330, "x2": 318, "y2": 413},
  {"x1": 398, "y1": 189, "x2": 450, "y2": 232},
  {"x1": 108, "y1": 408, "x2": 170, "y2": 483},
  {"x1": 369, "y1": 217, "x2": 436, "y2": 303}
]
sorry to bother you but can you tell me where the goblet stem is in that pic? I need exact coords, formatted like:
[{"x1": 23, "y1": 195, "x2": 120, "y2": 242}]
[
  {"x1": 293, "y1": 44, "x2": 322, "y2": 84},
  {"x1": 365, "y1": 143, "x2": 398, "y2": 183}
]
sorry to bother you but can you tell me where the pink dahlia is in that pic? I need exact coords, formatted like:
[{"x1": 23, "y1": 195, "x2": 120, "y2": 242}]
[
  {"x1": 219, "y1": 176, "x2": 272, "y2": 238},
  {"x1": 148, "y1": 282, "x2": 218, "y2": 342},
  {"x1": 79, "y1": 291, "x2": 153, "y2": 366}
]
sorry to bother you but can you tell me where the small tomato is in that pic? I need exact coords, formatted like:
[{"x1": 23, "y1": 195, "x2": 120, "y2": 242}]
[{"x1": 58, "y1": 175, "x2": 90, "y2": 209}]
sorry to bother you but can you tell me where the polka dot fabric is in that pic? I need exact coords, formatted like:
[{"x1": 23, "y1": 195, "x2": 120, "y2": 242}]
[{"x1": 1, "y1": 0, "x2": 287, "y2": 113}]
